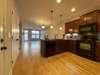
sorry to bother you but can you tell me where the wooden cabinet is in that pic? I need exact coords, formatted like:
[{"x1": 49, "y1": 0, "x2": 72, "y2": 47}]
[
  {"x1": 81, "y1": 10, "x2": 100, "y2": 32},
  {"x1": 80, "y1": 16, "x2": 87, "y2": 25},
  {"x1": 86, "y1": 11, "x2": 97, "y2": 24},
  {"x1": 97, "y1": 12, "x2": 100, "y2": 32},
  {"x1": 65, "y1": 19, "x2": 80, "y2": 34},
  {"x1": 67, "y1": 40, "x2": 77, "y2": 53},
  {"x1": 65, "y1": 23, "x2": 69, "y2": 33},
  {"x1": 41, "y1": 40, "x2": 68, "y2": 57},
  {"x1": 65, "y1": 10, "x2": 100, "y2": 33},
  {"x1": 80, "y1": 10, "x2": 98, "y2": 25},
  {"x1": 65, "y1": 22, "x2": 73, "y2": 33},
  {"x1": 73, "y1": 19, "x2": 81, "y2": 31},
  {"x1": 96, "y1": 43, "x2": 100, "y2": 61}
]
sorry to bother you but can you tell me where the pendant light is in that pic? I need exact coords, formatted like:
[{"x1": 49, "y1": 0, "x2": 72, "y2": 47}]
[
  {"x1": 50, "y1": 10, "x2": 54, "y2": 29},
  {"x1": 41, "y1": 25, "x2": 45, "y2": 29},
  {"x1": 59, "y1": 14, "x2": 63, "y2": 30}
]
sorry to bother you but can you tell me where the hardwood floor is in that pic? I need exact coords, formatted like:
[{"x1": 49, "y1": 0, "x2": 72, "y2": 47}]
[{"x1": 13, "y1": 41, "x2": 100, "y2": 75}]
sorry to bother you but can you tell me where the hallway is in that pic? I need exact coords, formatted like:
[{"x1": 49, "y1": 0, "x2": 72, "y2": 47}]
[{"x1": 13, "y1": 41, "x2": 100, "y2": 75}]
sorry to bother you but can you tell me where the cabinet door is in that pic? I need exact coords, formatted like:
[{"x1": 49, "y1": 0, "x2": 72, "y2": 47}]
[
  {"x1": 0, "y1": 0, "x2": 5, "y2": 75},
  {"x1": 80, "y1": 16, "x2": 87, "y2": 25},
  {"x1": 73, "y1": 19, "x2": 80, "y2": 32},
  {"x1": 96, "y1": 44, "x2": 100, "y2": 61},
  {"x1": 97, "y1": 12, "x2": 100, "y2": 32},
  {"x1": 68, "y1": 22, "x2": 74, "y2": 33},
  {"x1": 85, "y1": 12, "x2": 97, "y2": 24},
  {"x1": 68, "y1": 40, "x2": 76, "y2": 53},
  {"x1": 65, "y1": 23, "x2": 69, "y2": 33}
]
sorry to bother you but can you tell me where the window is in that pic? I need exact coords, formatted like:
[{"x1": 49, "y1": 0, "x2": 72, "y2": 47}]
[
  {"x1": 31, "y1": 30, "x2": 40, "y2": 40},
  {"x1": 24, "y1": 30, "x2": 29, "y2": 41}
]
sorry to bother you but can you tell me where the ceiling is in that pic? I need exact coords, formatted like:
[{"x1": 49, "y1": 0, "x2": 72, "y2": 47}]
[{"x1": 15, "y1": 0, "x2": 100, "y2": 27}]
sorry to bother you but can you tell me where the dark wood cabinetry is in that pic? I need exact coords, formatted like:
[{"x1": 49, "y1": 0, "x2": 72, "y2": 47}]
[
  {"x1": 97, "y1": 11, "x2": 100, "y2": 32},
  {"x1": 80, "y1": 16, "x2": 87, "y2": 25},
  {"x1": 41, "y1": 40, "x2": 77, "y2": 57},
  {"x1": 65, "y1": 19, "x2": 80, "y2": 33},
  {"x1": 80, "y1": 11, "x2": 97, "y2": 25},
  {"x1": 65, "y1": 23, "x2": 70, "y2": 33},
  {"x1": 41, "y1": 40, "x2": 68, "y2": 57},
  {"x1": 65, "y1": 10, "x2": 100, "y2": 33},
  {"x1": 67, "y1": 40, "x2": 77, "y2": 53},
  {"x1": 65, "y1": 10, "x2": 100, "y2": 61},
  {"x1": 96, "y1": 43, "x2": 100, "y2": 61}
]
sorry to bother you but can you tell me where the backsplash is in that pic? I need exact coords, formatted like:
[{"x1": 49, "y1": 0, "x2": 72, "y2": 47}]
[{"x1": 98, "y1": 33, "x2": 100, "y2": 40}]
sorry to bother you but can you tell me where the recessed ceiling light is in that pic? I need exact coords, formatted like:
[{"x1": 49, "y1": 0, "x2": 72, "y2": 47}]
[
  {"x1": 57, "y1": 0, "x2": 61, "y2": 3},
  {"x1": 59, "y1": 27, "x2": 63, "y2": 30},
  {"x1": 71, "y1": 8, "x2": 76, "y2": 12},
  {"x1": 41, "y1": 26, "x2": 45, "y2": 29},
  {"x1": 50, "y1": 25, "x2": 54, "y2": 29}
]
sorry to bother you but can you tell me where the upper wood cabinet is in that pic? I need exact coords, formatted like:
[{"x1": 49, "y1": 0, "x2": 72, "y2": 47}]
[
  {"x1": 65, "y1": 23, "x2": 70, "y2": 33},
  {"x1": 85, "y1": 11, "x2": 97, "y2": 24},
  {"x1": 97, "y1": 11, "x2": 100, "y2": 32},
  {"x1": 80, "y1": 16, "x2": 87, "y2": 25},
  {"x1": 65, "y1": 22, "x2": 75, "y2": 33},
  {"x1": 73, "y1": 19, "x2": 81, "y2": 29},
  {"x1": 65, "y1": 19, "x2": 80, "y2": 33},
  {"x1": 80, "y1": 11, "x2": 97, "y2": 25},
  {"x1": 80, "y1": 10, "x2": 99, "y2": 25},
  {"x1": 65, "y1": 10, "x2": 100, "y2": 33}
]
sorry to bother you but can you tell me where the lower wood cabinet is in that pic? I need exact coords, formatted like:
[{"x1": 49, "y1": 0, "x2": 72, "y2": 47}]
[
  {"x1": 41, "y1": 40, "x2": 68, "y2": 57},
  {"x1": 67, "y1": 40, "x2": 77, "y2": 53},
  {"x1": 96, "y1": 42, "x2": 100, "y2": 61}
]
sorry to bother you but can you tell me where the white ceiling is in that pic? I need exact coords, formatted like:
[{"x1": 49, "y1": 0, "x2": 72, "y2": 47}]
[{"x1": 15, "y1": 0, "x2": 100, "y2": 26}]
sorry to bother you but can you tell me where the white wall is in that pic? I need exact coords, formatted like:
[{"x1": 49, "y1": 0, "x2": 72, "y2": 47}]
[
  {"x1": 46, "y1": 24, "x2": 65, "y2": 39},
  {"x1": 40, "y1": 29, "x2": 47, "y2": 40}
]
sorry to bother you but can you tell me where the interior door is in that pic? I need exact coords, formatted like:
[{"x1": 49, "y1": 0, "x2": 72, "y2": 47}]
[
  {"x1": 0, "y1": 0, "x2": 15, "y2": 75},
  {"x1": 0, "y1": 17, "x2": 4, "y2": 75},
  {"x1": 4, "y1": 0, "x2": 13, "y2": 75},
  {"x1": 0, "y1": 0, "x2": 5, "y2": 75},
  {"x1": 0, "y1": 19, "x2": 4, "y2": 75}
]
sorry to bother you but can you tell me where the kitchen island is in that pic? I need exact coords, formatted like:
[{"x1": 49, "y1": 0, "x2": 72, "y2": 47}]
[{"x1": 41, "y1": 39, "x2": 68, "y2": 57}]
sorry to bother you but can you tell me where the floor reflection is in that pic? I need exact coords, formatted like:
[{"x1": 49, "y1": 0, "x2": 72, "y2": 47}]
[{"x1": 22, "y1": 41, "x2": 40, "y2": 56}]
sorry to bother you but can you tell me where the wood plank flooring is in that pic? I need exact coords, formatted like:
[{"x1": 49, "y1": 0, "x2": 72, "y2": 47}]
[{"x1": 13, "y1": 41, "x2": 100, "y2": 75}]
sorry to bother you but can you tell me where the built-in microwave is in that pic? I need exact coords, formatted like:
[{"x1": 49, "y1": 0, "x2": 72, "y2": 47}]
[{"x1": 79, "y1": 23, "x2": 97, "y2": 33}]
